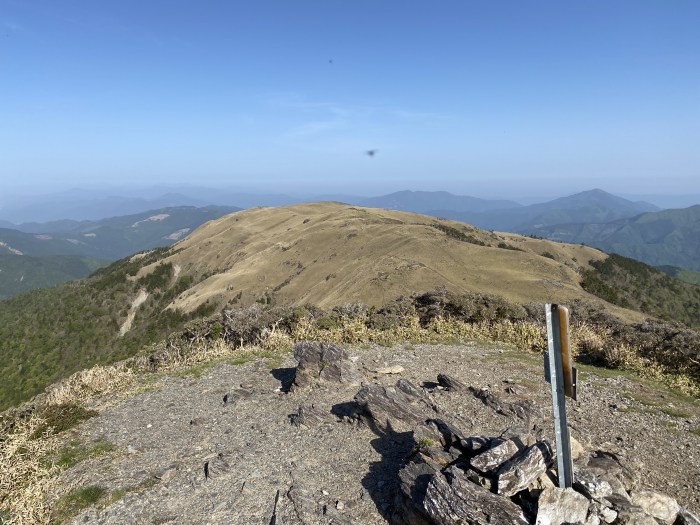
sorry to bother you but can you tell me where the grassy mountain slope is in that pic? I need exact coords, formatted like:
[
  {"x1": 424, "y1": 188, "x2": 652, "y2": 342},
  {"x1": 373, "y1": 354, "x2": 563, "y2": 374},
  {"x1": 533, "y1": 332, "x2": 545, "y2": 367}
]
[
  {"x1": 0, "y1": 254, "x2": 108, "y2": 299},
  {"x1": 143, "y1": 202, "x2": 608, "y2": 313},
  {"x1": 1, "y1": 202, "x2": 693, "y2": 411},
  {"x1": 528, "y1": 205, "x2": 700, "y2": 271}
]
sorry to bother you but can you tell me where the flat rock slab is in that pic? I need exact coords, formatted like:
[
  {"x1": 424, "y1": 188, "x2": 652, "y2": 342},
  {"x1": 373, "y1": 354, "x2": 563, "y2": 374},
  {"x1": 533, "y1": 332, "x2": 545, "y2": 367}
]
[
  {"x1": 535, "y1": 487, "x2": 590, "y2": 525},
  {"x1": 424, "y1": 470, "x2": 529, "y2": 525},
  {"x1": 470, "y1": 438, "x2": 520, "y2": 473},
  {"x1": 292, "y1": 340, "x2": 364, "y2": 390},
  {"x1": 497, "y1": 441, "x2": 553, "y2": 497}
]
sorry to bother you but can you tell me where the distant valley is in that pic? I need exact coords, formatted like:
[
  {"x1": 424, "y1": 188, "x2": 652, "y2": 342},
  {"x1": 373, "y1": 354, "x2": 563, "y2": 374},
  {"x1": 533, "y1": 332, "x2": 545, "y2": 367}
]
[{"x1": 0, "y1": 205, "x2": 238, "y2": 298}]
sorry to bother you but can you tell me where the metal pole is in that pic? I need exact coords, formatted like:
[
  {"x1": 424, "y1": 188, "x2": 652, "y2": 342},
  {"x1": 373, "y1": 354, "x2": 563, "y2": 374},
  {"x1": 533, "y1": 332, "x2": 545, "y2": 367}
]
[{"x1": 545, "y1": 304, "x2": 574, "y2": 488}]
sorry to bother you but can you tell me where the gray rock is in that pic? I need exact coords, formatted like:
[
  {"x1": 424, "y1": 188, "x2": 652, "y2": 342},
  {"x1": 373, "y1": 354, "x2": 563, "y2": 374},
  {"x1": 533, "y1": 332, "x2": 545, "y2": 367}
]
[
  {"x1": 630, "y1": 490, "x2": 680, "y2": 524},
  {"x1": 535, "y1": 487, "x2": 590, "y2": 525},
  {"x1": 677, "y1": 507, "x2": 700, "y2": 525},
  {"x1": 292, "y1": 341, "x2": 364, "y2": 390},
  {"x1": 470, "y1": 439, "x2": 520, "y2": 473},
  {"x1": 355, "y1": 380, "x2": 435, "y2": 433},
  {"x1": 497, "y1": 441, "x2": 553, "y2": 497},
  {"x1": 424, "y1": 470, "x2": 529, "y2": 525},
  {"x1": 465, "y1": 468, "x2": 496, "y2": 492},
  {"x1": 395, "y1": 456, "x2": 441, "y2": 525},
  {"x1": 574, "y1": 470, "x2": 613, "y2": 500}
]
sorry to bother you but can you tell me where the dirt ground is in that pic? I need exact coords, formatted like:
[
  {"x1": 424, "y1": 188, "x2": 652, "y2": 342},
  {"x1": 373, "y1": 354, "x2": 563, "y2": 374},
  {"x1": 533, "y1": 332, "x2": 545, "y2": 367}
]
[{"x1": 56, "y1": 341, "x2": 699, "y2": 524}]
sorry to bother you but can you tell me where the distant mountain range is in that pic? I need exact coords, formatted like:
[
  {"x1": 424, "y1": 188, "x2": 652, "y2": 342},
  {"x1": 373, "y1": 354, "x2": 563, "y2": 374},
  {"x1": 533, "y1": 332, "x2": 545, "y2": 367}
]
[
  {"x1": 355, "y1": 190, "x2": 520, "y2": 214},
  {"x1": 2, "y1": 187, "x2": 699, "y2": 298},
  {"x1": 2, "y1": 186, "x2": 695, "y2": 225},
  {"x1": 0, "y1": 205, "x2": 238, "y2": 298},
  {"x1": 527, "y1": 205, "x2": 700, "y2": 272},
  {"x1": 430, "y1": 189, "x2": 659, "y2": 231}
]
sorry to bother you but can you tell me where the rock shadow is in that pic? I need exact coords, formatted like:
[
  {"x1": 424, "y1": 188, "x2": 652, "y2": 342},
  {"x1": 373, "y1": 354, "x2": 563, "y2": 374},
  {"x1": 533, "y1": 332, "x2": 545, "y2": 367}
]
[
  {"x1": 270, "y1": 367, "x2": 296, "y2": 393},
  {"x1": 352, "y1": 411, "x2": 415, "y2": 521}
]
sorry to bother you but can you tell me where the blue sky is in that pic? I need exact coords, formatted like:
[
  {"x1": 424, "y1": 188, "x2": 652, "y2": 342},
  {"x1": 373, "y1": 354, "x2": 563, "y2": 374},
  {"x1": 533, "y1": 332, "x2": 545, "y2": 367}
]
[{"x1": 1, "y1": 1, "x2": 698, "y2": 200}]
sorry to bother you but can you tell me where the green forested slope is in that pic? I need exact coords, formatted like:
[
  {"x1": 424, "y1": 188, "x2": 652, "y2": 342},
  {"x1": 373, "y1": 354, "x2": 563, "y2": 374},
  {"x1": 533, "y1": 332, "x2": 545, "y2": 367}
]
[
  {"x1": 531, "y1": 205, "x2": 700, "y2": 271},
  {"x1": 0, "y1": 248, "x2": 212, "y2": 410},
  {"x1": 0, "y1": 254, "x2": 108, "y2": 299},
  {"x1": 581, "y1": 253, "x2": 700, "y2": 327}
]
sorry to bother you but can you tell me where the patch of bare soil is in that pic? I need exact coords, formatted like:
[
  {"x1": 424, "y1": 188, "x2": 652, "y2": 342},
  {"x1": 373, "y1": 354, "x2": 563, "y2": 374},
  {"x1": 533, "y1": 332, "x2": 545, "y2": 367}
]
[{"x1": 57, "y1": 342, "x2": 699, "y2": 524}]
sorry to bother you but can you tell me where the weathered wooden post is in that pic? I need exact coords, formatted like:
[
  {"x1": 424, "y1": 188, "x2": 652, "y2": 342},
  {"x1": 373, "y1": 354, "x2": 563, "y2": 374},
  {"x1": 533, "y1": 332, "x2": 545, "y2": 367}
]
[{"x1": 545, "y1": 304, "x2": 577, "y2": 488}]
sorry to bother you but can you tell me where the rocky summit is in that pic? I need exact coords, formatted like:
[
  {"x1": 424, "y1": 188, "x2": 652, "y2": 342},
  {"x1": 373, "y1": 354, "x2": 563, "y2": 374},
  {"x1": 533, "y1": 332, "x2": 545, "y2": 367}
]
[{"x1": 46, "y1": 340, "x2": 698, "y2": 525}]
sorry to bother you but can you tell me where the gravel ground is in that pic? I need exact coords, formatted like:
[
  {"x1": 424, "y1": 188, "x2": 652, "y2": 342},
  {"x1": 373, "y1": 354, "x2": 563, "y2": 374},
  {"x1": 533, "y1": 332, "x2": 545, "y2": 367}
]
[{"x1": 56, "y1": 341, "x2": 700, "y2": 524}]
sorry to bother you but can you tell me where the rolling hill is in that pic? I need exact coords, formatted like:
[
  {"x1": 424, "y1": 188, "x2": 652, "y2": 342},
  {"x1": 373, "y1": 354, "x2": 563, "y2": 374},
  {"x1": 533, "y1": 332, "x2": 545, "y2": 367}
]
[{"x1": 2, "y1": 202, "x2": 699, "y2": 411}]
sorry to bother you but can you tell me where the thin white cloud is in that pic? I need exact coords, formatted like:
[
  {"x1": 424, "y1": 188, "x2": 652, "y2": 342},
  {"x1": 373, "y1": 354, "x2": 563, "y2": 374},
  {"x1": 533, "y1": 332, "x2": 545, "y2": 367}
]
[
  {"x1": 391, "y1": 109, "x2": 453, "y2": 121},
  {"x1": 284, "y1": 120, "x2": 345, "y2": 139},
  {"x1": 264, "y1": 93, "x2": 350, "y2": 118}
]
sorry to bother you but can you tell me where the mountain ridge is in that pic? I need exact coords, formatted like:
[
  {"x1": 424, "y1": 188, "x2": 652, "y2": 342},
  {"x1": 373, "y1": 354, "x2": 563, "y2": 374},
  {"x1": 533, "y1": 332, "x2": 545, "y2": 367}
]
[
  {"x1": 2, "y1": 202, "x2": 700, "y2": 413},
  {"x1": 528, "y1": 205, "x2": 700, "y2": 271}
]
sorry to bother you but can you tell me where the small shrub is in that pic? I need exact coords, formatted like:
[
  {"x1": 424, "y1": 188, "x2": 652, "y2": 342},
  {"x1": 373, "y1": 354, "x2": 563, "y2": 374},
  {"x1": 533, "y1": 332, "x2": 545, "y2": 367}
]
[
  {"x1": 316, "y1": 316, "x2": 340, "y2": 330},
  {"x1": 601, "y1": 343, "x2": 637, "y2": 369},
  {"x1": 431, "y1": 223, "x2": 487, "y2": 246},
  {"x1": 31, "y1": 404, "x2": 98, "y2": 439},
  {"x1": 54, "y1": 439, "x2": 116, "y2": 469},
  {"x1": 661, "y1": 407, "x2": 691, "y2": 419},
  {"x1": 51, "y1": 485, "x2": 105, "y2": 523},
  {"x1": 497, "y1": 242, "x2": 524, "y2": 252}
]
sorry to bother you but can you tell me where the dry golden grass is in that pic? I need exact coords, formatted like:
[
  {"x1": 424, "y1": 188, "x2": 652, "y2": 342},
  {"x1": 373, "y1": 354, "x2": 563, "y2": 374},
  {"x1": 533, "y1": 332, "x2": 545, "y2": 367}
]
[
  {"x1": 129, "y1": 203, "x2": 635, "y2": 319},
  {"x1": 44, "y1": 363, "x2": 136, "y2": 408},
  {"x1": 0, "y1": 413, "x2": 60, "y2": 525}
]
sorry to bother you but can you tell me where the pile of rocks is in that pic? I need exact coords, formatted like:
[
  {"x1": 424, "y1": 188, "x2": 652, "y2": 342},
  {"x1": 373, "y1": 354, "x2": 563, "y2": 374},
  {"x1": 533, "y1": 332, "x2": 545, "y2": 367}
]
[{"x1": 291, "y1": 341, "x2": 699, "y2": 525}]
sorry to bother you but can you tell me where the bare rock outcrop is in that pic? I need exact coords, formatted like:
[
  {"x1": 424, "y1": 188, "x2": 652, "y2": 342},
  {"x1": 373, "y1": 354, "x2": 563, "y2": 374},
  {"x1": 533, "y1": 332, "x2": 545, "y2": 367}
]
[
  {"x1": 291, "y1": 340, "x2": 364, "y2": 390},
  {"x1": 348, "y1": 366, "x2": 690, "y2": 525}
]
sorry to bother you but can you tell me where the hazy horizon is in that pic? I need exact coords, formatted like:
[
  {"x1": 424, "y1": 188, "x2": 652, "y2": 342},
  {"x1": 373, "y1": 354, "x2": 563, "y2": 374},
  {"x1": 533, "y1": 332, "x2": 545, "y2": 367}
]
[{"x1": 1, "y1": 1, "x2": 698, "y2": 200}]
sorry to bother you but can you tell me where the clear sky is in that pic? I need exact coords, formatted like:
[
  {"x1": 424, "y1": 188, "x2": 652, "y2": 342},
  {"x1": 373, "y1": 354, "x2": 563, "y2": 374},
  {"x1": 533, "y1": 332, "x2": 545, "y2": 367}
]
[{"x1": 1, "y1": 1, "x2": 698, "y2": 200}]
